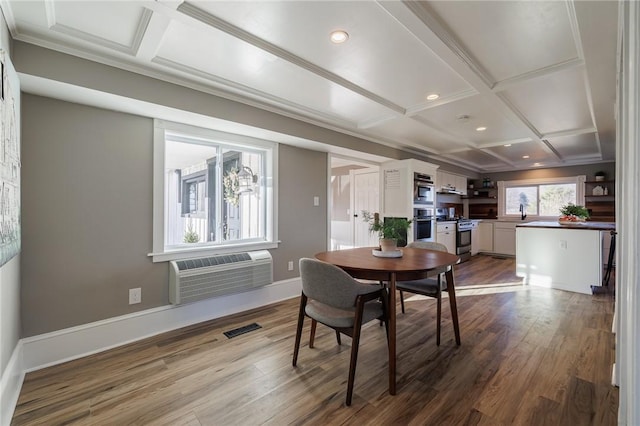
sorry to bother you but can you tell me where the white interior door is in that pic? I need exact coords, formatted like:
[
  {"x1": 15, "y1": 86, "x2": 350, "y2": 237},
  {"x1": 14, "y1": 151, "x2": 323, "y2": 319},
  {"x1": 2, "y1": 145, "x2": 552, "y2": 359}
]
[{"x1": 352, "y1": 168, "x2": 380, "y2": 247}]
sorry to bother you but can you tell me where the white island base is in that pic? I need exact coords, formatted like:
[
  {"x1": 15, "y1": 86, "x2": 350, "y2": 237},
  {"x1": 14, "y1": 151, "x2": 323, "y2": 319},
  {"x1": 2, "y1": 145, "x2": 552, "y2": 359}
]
[{"x1": 516, "y1": 222, "x2": 614, "y2": 295}]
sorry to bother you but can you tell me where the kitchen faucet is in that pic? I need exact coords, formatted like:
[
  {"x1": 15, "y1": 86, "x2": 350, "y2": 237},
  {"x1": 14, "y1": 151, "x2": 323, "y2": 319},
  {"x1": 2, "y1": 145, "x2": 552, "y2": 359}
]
[{"x1": 519, "y1": 204, "x2": 527, "y2": 220}]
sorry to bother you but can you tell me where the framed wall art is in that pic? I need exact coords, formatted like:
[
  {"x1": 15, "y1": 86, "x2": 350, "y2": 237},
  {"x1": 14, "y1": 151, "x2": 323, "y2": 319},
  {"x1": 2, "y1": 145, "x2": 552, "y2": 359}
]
[{"x1": 0, "y1": 50, "x2": 21, "y2": 267}]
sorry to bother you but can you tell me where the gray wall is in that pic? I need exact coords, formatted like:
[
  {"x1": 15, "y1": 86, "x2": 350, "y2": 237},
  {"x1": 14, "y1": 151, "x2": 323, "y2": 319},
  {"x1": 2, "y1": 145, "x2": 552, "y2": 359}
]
[
  {"x1": 274, "y1": 145, "x2": 327, "y2": 278},
  {"x1": 480, "y1": 162, "x2": 616, "y2": 183},
  {"x1": 21, "y1": 95, "x2": 166, "y2": 336},
  {"x1": 21, "y1": 94, "x2": 328, "y2": 337},
  {"x1": 0, "y1": 9, "x2": 20, "y2": 379},
  {"x1": 13, "y1": 42, "x2": 412, "y2": 164},
  {"x1": 11, "y1": 40, "x2": 415, "y2": 337}
]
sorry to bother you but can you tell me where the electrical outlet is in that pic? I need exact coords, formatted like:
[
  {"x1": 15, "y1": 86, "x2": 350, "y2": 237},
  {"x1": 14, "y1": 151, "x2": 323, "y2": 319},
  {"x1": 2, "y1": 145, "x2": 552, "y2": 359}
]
[
  {"x1": 313, "y1": 196, "x2": 320, "y2": 206},
  {"x1": 288, "y1": 261, "x2": 294, "y2": 271},
  {"x1": 129, "y1": 288, "x2": 141, "y2": 304}
]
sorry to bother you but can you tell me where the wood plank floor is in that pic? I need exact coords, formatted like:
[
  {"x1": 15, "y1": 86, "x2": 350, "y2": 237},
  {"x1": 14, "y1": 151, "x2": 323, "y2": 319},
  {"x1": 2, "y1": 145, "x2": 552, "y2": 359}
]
[{"x1": 12, "y1": 255, "x2": 618, "y2": 425}]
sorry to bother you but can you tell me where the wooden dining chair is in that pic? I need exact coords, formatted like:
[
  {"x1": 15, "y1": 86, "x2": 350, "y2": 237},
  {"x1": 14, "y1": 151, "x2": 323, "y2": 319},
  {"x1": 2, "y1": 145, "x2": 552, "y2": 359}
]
[
  {"x1": 292, "y1": 258, "x2": 389, "y2": 406},
  {"x1": 396, "y1": 241, "x2": 452, "y2": 346}
]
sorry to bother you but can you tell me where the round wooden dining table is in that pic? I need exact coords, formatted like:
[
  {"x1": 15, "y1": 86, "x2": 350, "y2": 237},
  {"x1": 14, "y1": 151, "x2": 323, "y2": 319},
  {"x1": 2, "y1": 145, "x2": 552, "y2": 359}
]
[{"x1": 315, "y1": 246, "x2": 461, "y2": 396}]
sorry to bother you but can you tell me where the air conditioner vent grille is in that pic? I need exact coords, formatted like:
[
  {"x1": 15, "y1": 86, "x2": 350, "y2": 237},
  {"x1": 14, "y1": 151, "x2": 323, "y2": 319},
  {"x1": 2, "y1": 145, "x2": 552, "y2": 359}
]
[
  {"x1": 169, "y1": 251, "x2": 273, "y2": 305},
  {"x1": 175, "y1": 252, "x2": 252, "y2": 271}
]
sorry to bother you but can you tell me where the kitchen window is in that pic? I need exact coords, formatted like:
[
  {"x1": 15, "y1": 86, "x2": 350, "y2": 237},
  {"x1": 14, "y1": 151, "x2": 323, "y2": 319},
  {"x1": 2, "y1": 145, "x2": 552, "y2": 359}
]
[
  {"x1": 151, "y1": 120, "x2": 278, "y2": 262},
  {"x1": 497, "y1": 176, "x2": 585, "y2": 220}
]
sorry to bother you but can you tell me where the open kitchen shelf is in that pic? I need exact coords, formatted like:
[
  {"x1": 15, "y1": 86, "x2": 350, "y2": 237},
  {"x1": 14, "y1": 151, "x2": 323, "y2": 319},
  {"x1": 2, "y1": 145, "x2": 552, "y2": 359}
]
[{"x1": 584, "y1": 180, "x2": 615, "y2": 222}]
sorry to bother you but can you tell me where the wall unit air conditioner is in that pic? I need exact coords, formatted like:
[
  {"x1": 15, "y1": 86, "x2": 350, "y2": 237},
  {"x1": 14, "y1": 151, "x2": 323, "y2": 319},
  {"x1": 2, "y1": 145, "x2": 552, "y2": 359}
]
[{"x1": 169, "y1": 250, "x2": 273, "y2": 305}]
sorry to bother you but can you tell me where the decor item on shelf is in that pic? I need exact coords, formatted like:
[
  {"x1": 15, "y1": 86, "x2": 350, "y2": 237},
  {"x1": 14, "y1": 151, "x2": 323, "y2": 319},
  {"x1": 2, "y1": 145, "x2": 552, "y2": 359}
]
[
  {"x1": 559, "y1": 203, "x2": 590, "y2": 223},
  {"x1": 362, "y1": 210, "x2": 411, "y2": 252},
  {"x1": 595, "y1": 171, "x2": 606, "y2": 181},
  {"x1": 592, "y1": 185, "x2": 604, "y2": 196}
]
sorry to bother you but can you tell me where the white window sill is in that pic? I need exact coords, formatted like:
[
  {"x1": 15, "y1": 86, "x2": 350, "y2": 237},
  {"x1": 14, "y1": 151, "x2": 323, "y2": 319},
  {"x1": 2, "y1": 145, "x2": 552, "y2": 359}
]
[{"x1": 149, "y1": 241, "x2": 280, "y2": 263}]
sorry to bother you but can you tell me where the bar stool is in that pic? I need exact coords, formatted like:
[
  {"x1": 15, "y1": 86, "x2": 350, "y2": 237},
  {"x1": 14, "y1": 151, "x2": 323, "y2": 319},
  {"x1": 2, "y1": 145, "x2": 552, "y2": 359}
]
[{"x1": 603, "y1": 231, "x2": 616, "y2": 286}]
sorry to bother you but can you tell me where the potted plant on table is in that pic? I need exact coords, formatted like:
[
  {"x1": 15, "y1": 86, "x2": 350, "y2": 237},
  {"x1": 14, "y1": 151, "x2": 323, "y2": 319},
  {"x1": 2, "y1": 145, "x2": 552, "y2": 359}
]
[
  {"x1": 559, "y1": 203, "x2": 590, "y2": 223},
  {"x1": 362, "y1": 210, "x2": 412, "y2": 252}
]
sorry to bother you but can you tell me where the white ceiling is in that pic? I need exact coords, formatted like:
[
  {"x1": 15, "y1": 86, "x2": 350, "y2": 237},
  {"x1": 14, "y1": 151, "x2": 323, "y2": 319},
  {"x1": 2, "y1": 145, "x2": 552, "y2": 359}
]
[{"x1": 2, "y1": 0, "x2": 618, "y2": 172}]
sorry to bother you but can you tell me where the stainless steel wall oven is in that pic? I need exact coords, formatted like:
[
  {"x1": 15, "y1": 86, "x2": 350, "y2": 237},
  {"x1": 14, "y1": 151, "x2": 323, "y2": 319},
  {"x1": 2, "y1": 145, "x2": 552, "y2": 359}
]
[
  {"x1": 413, "y1": 173, "x2": 435, "y2": 204},
  {"x1": 413, "y1": 208, "x2": 434, "y2": 242}
]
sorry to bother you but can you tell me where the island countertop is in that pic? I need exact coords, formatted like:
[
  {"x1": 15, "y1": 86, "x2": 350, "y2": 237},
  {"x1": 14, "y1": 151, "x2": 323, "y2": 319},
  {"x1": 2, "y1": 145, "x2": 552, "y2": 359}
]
[{"x1": 516, "y1": 221, "x2": 615, "y2": 231}]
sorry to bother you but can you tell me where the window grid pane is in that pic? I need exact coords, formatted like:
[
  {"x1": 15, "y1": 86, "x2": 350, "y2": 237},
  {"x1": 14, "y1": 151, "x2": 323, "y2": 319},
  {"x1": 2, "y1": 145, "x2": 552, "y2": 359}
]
[
  {"x1": 539, "y1": 184, "x2": 576, "y2": 216},
  {"x1": 506, "y1": 186, "x2": 538, "y2": 215},
  {"x1": 164, "y1": 137, "x2": 266, "y2": 249},
  {"x1": 503, "y1": 182, "x2": 578, "y2": 217}
]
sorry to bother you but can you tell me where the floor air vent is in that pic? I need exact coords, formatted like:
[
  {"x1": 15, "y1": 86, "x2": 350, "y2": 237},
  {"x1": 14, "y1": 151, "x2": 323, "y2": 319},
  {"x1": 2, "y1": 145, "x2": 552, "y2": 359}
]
[
  {"x1": 223, "y1": 323, "x2": 262, "y2": 339},
  {"x1": 169, "y1": 250, "x2": 273, "y2": 305}
]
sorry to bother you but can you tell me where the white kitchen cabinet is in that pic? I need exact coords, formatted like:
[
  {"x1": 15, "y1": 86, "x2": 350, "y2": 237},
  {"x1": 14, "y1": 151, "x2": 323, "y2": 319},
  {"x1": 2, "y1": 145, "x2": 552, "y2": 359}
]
[
  {"x1": 455, "y1": 175, "x2": 468, "y2": 196},
  {"x1": 494, "y1": 222, "x2": 517, "y2": 256},
  {"x1": 470, "y1": 221, "x2": 479, "y2": 255},
  {"x1": 436, "y1": 171, "x2": 453, "y2": 191},
  {"x1": 436, "y1": 171, "x2": 467, "y2": 195},
  {"x1": 436, "y1": 222, "x2": 456, "y2": 254},
  {"x1": 477, "y1": 222, "x2": 494, "y2": 253},
  {"x1": 381, "y1": 159, "x2": 439, "y2": 221}
]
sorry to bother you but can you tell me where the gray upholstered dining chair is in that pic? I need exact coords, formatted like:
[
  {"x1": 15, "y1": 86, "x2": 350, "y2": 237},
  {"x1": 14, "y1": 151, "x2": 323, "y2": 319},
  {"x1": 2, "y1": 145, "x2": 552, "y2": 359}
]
[
  {"x1": 292, "y1": 258, "x2": 389, "y2": 406},
  {"x1": 396, "y1": 241, "x2": 452, "y2": 346}
]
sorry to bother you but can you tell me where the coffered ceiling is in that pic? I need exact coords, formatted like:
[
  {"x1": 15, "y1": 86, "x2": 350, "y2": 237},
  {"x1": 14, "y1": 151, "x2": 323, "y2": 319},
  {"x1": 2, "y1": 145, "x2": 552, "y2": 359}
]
[{"x1": 2, "y1": 0, "x2": 618, "y2": 172}]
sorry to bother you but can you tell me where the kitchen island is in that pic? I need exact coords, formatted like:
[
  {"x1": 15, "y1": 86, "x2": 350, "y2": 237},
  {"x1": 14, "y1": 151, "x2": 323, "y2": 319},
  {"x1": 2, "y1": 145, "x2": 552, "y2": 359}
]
[{"x1": 515, "y1": 221, "x2": 615, "y2": 295}]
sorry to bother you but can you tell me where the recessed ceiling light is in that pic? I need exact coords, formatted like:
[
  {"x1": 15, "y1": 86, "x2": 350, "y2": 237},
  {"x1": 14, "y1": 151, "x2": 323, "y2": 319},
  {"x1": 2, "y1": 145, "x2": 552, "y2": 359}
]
[
  {"x1": 504, "y1": 144, "x2": 512, "y2": 147},
  {"x1": 330, "y1": 30, "x2": 349, "y2": 44},
  {"x1": 522, "y1": 155, "x2": 530, "y2": 159},
  {"x1": 476, "y1": 126, "x2": 487, "y2": 132},
  {"x1": 426, "y1": 94, "x2": 440, "y2": 101},
  {"x1": 533, "y1": 162, "x2": 542, "y2": 167}
]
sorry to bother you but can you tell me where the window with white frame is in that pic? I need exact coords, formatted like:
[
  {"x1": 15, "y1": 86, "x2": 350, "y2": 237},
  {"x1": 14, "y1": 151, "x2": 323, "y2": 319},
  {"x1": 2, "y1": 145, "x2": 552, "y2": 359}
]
[
  {"x1": 151, "y1": 120, "x2": 278, "y2": 262},
  {"x1": 497, "y1": 176, "x2": 586, "y2": 219}
]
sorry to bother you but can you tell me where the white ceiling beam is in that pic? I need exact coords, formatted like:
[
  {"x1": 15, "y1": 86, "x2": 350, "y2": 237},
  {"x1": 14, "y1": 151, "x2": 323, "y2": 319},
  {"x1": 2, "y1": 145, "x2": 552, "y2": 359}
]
[
  {"x1": 491, "y1": 58, "x2": 584, "y2": 92},
  {"x1": 176, "y1": 2, "x2": 407, "y2": 116},
  {"x1": 541, "y1": 127, "x2": 597, "y2": 140},
  {"x1": 381, "y1": 1, "x2": 568, "y2": 162},
  {"x1": 134, "y1": 9, "x2": 172, "y2": 61}
]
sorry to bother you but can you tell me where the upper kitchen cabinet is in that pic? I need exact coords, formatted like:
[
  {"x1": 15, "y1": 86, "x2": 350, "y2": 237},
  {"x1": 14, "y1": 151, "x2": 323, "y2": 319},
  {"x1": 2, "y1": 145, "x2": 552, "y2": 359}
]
[
  {"x1": 436, "y1": 171, "x2": 467, "y2": 196},
  {"x1": 381, "y1": 159, "x2": 439, "y2": 218}
]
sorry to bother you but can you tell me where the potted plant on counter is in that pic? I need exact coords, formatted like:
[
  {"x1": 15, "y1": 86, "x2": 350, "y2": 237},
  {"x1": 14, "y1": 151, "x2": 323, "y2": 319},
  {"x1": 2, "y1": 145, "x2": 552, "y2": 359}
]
[
  {"x1": 362, "y1": 210, "x2": 412, "y2": 252},
  {"x1": 559, "y1": 203, "x2": 590, "y2": 223}
]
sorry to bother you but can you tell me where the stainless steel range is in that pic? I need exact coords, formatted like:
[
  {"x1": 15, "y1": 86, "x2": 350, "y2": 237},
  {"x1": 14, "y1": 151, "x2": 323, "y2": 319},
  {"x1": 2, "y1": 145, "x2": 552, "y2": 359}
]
[{"x1": 456, "y1": 219, "x2": 473, "y2": 262}]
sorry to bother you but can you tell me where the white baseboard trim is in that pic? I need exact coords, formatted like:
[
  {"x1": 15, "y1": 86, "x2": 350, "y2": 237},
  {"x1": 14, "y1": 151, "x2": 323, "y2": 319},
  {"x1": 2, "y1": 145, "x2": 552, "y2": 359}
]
[
  {"x1": 21, "y1": 277, "x2": 301, "y2": 373},
  {"x1": 1, "y1": 340, "x2": 25, "y2": 426}
]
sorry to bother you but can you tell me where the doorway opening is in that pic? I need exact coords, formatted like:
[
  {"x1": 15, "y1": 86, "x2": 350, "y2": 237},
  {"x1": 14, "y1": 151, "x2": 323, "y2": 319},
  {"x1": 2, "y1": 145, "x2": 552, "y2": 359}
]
[{"x1": 329, "y1": 155, "x2": 381, "y2": 250}]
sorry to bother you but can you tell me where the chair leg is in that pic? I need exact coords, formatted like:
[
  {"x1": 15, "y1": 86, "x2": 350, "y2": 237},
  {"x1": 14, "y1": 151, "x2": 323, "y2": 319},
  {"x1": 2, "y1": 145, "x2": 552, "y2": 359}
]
[
  {"x1": 399, "y1": 290, "x2": 406, "y2": 313},
  {"x1": 309, "y1": 319, "x2": 317, "y2": 348},
  {"x1": 335, "y1": 330, "x2": 342, "y2": 346},
  {"x1": 436, "y1": 292, "x2": 442, "y2": 346},
  {"x1": 603, "y1": 231, "x2": 616, "y2": 286},
  {"x1": 345, "y1": 296, "x2": 366, "y2": 406},
  {"x1": 293, "y1": 293, "x2": 307, "y2": 366}
]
